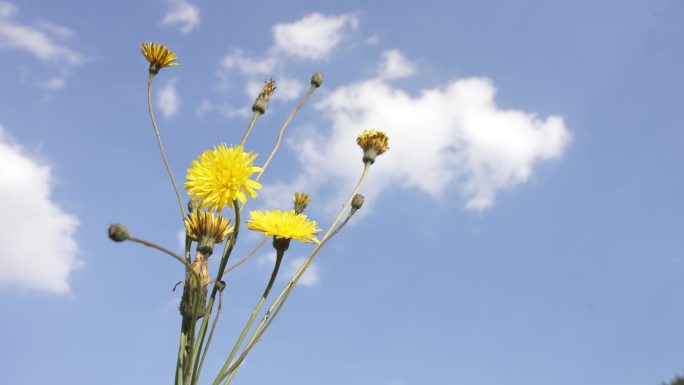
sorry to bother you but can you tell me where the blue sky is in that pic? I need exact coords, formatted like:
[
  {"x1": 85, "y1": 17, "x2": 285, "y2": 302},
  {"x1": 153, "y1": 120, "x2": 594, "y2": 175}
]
[{"x1": 1, "y1": 0, "x2": 683, "y2": 384}]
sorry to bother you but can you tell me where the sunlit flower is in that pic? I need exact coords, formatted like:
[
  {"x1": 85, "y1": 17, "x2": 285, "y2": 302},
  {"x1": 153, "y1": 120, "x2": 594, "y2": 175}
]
[
  {"x1": 246, "y1": 210, "x2": 320, "y2": 244},
  {"x1": 293, "y1": 192, "x2": 311, "y2": 214},
  {"x1": 185, "y1": 144, "x2": 263, "y2": 212},
  {"x1": 253, "y1": 79, "x2": 277, "y2": 114},
  {"x1": 184, "y1": 211, "x2": 233, "y2": 255},
  {"x1": 356, "y1": 130, "x2": 390, "y2": 164},
  {"x1": 140, "y1": 42, "x2": 178, "y2": 74}
]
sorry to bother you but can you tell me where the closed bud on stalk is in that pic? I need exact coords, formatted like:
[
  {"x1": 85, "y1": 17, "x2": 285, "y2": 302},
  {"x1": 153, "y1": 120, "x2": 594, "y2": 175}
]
[
  {"x1": 351, "y1": 194, "x2": 365, "y2": 215},
  {"x1": 311, "y1": 72, "x2": 324, "y2": 88},
  {"x1": 108, "y1": 223, "x2": 130, "y2": 242}
]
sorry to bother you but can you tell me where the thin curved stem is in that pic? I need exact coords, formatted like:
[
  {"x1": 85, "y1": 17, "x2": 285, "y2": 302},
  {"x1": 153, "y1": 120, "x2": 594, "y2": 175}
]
[
  {"x1": 240, "y1": 111, "x2": 260, "y2": 147},
  {"x1": 213, "y1": 248, "x2": 284, "y2": 385},
  {"x1": 218, "y1": 163, "x2": 371, "y2": 384},
  {"x1": 222, "y1": 236, "x2": 268, "y2": 277},
  {"x1": 128, "y1": 236, "x2": 199, "y2": 284},
  {"x1": 147, "y1": 74, "x2": 186, "y2": 221},
  {"x1": 254, "y1": 85, "x2": 316, "y2": 183}
]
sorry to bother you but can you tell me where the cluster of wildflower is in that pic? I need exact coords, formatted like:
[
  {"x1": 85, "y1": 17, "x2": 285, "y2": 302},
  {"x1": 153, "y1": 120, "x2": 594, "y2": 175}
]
[{"x1": 108, "y1": 42, "x2": 389, "y2": 385}]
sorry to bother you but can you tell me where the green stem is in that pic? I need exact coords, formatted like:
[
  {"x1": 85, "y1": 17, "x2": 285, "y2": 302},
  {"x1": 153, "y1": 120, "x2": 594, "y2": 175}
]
[
  {"x1": 213, "y1": 248, "x2": 284, "y2": 385},
  {"x1": 147, "y1": 74, "x2": 186, "y2": 221},
  {"x1": 188, "y1": 201, "x2": 241, "y2": 385},
  {"x1": 240, "y1": 111, "x2": 260, "y2": 147},
  {"x1": 254, "y1": 85, "x2": 316, "y2": 183},
  {"x1": 128, "y1": 236, "x2": 199, "y2": 284},
  {"x1": 219, "y1": 164, "x2": 371, "y2": 384}
]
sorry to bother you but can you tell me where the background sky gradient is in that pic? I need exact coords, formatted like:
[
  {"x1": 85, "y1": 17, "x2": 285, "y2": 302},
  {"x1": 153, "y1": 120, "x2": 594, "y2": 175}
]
[{"x1": 1, "y1": 1, "x2": 683, "y2": 385}]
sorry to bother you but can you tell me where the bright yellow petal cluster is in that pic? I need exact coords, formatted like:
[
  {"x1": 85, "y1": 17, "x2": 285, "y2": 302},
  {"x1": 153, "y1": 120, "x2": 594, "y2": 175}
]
[
  {"x1": 140, "y1": 42, "x2": 178, "y2": 73},
  {"x1": 185, "y1": 144, "x2": 263, "y2": 212},
  {"x1": 246, "y1": 210, "x2": 321, "y2": 244}
]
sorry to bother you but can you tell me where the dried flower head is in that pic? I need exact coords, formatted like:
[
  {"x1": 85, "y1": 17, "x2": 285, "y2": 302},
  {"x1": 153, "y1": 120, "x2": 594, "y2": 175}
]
[
  {"x1": 185, "y1": 144, "x2": 263, "y2": 212},
  {"x1": 184, "y1": 211, "x2": 233, "y2": 256},
  {"x1": 246, "y1": 210, "x2": 321, "y2": 244},
  {"x1": 293, "y1": 192, "x2": 312, "y2": 214},
  {"x1": 357, "y1": 130, "x2": 390, "y2": 164},
  {"x1": 140, "y1": 42, "x2": 178, "y2": 75},
  {"x1": 252, "y1": 79, "x2": 276, "y2": 114}
]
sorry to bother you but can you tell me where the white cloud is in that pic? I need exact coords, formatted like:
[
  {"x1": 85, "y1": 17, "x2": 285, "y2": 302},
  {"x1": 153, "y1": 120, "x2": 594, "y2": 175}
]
[
  {"x1": 272, "y1": 13, "x2": 358, "y2": 60},
  {"x1": 0, "y1": 2, "x2": 84, "y2": 65},
  {"x1": 0, "y1": 124, "x2": 81, "y2": 294},
  {"x1": 258, "y1": 253, "x2": 320, "y2": 287},
  {"x1": 162, "y1": 0, "x2": 200, "y2": 34},
  {"x1": 157, "y1": 78, "x2": 181, "y2": 119},
  {"x1": 0, "y1": 2, "x2": 85, "y2": 88},
  {"x1": 221, "y1": 49, "x2": 277, "y2": 76},
  {"x1": 264, "y1": 56, "x2": 570, "y2": 212},
  {"x1": 378, "y1": 49, "x2": 415, "y2": 80}
]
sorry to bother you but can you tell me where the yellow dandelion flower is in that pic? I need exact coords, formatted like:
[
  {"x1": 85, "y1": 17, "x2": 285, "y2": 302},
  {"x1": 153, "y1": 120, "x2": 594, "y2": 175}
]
[
  {"x1": 293, "y1": 192, "x2": 311, "y2": 214},
  {"x1": 356, "y1": 129, "x2": 390, "y2": 164},
  {"x1": 140, "y1": 42, "x2": 179, "y2": 74},
  {"x1": 246, "y1": 210, "x2": 321, "y2": 244},
  {"x1": 185, "y1": 144, "x2": 263, "y2": 212},
  {"x1": 184, "y1": 211, "x2": 234, "y2": 256}
]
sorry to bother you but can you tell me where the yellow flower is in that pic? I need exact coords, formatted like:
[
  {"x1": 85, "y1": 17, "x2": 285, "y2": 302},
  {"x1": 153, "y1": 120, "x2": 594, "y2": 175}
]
[
  {"x1": 246, "y1": 210, "x2": 321, "y2": 244},
  {"x1": 140, "y1": 42, "x2": 178, "y2": 74},
  {"x1": 356, "y1": 130, "x2": 390, "y2": 164},
  {"x1": 184, "y1": 211, "x2": 233, "y2": 255},
  {"x1": 185, "y1": 144, "x2": 263, "y2": 212}
]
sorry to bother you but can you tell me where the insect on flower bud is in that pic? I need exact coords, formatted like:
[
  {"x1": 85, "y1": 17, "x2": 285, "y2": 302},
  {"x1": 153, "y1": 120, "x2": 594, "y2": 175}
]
[
  {"x1": 108, "y1": 223, "x2": 130, "y2": 242},
  {"x1": 311, "y1": 72, "x2": 324, "y2": 88}
]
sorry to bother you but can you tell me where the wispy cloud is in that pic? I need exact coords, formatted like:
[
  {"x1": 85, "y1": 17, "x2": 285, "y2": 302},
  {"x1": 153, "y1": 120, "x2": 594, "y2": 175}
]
[
  {"x1": 260, "y1": 50, "x2": 571, "y2": 212},
  {"x1": 162, "y1": 0, "x2": 200, "y2": 34},
  {"x1": 0, "y1": 1, "x2": 86, "y2": 88},
  {"x1": 377, "y1": 49, "x2": 415, "y2": 79},
  {"x1": 0, "y1": 124, "x2": 81, "y2": 294},
  {"x1": 157, "y1": 78, "x2": 181, "y2": 119},
  {"x1": 271, "y1": 13, "x2": 358, "y2": 60},
  {"x1": 207, "y1": 13, "x2": 360, "y2": 116}
]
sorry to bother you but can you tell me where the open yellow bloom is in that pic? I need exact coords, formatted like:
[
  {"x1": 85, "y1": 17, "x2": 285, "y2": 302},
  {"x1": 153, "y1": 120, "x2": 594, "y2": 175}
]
[
  {"x1": 185, "y1": 144, "x2": 263, "y2": 212},
  {"x1": 246, "y1": 210, "x2": 321, "y2": 244},
  {"x1": 140, "y1": 42, "x2": 178, "y2": 74}
]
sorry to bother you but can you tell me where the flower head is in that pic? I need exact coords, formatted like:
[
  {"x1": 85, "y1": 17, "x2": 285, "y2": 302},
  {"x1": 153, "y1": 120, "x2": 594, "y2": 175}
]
[
  {"x1": 184, "y1": 211, "x2": 233, "y2": 256},
  {"x1": 246, "y1": 210, "x2": 321, "y2": 244},
  {"x1": 293, "y1": 192, "x2": 311, "y2": 214},
  {"x1": 252, "y1": 79, "x2": 276, "y2": 114},
  {"x1": 185, "y1": 144, "x2": 263, "y2": 212},
  {"x1": 356, "y1": 130, "x2": 390, "y2": 164},
  {"x1": 141, "y1": 42, "x2": 178, "y2": 75}
]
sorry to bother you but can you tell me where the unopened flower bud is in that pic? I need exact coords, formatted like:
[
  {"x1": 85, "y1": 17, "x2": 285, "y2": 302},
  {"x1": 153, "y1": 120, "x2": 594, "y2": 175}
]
[
  {"x1": 108, "y1": 224, "x2": 130, "y2": 242},
  {"x1": 179, "y1": 254, "x2": 209, "y2": 320},
  {"x1": 350, "y1": 194, "x2": 365, "y2": 214},
  {"x1": 311, "y1": 72, "x2": 324, "y2": 88},
  {"x1": 293, "y1": 192, "x2": 312, "y2": 214}
]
